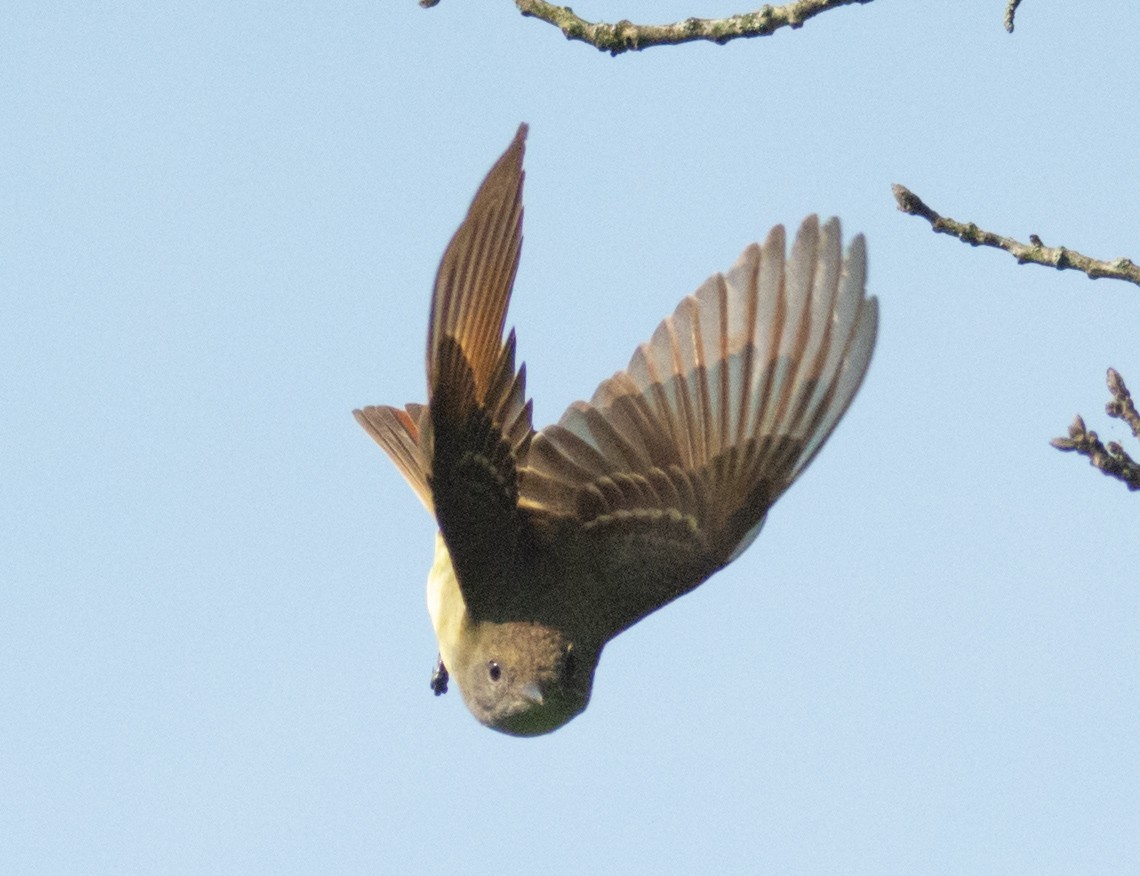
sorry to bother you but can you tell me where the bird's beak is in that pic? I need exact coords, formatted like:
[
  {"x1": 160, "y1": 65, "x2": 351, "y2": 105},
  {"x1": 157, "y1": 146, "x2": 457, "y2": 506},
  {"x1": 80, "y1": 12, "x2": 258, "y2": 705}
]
[{"x1": 519, "y1": 681, "x2": 544, "y2": 706}]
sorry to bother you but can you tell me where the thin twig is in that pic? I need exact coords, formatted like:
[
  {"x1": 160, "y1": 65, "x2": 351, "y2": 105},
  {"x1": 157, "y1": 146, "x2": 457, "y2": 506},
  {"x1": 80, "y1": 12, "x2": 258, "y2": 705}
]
[
  {"x1": 1105, "y1": 368, "x2": 1140, "y2": 440},
  {"x1": 1004, "y1": 0, "x2": 1024, "y2": 32},
  {"x1": 892, "y1": 185, "x2": 1140, "y2": 287},
  {"x1": 1052, "y1": 370, "x2": 1140, "y2": 491},
  {"x1": 501, "y1": 0, "x2": 873, "y2": 56}
]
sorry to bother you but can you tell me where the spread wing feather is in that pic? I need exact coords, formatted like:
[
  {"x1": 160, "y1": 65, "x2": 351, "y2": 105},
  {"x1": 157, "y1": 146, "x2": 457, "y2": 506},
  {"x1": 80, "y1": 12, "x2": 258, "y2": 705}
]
[
  {"x1": 423, "y1": 125, "x2": 535, "y2": 612},
  {"x1": 354, "y1": 403, "x2": 432, "y2": 511},
  {"x1": 520, "y1": 216, "x2": 878, "y2": 636}
]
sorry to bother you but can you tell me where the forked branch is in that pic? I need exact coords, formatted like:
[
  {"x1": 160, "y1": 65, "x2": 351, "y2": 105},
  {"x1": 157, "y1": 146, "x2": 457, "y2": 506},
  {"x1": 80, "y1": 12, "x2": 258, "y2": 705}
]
[{"x1": 1052, "y1": 370, "x2": 1140, "y2": 491}]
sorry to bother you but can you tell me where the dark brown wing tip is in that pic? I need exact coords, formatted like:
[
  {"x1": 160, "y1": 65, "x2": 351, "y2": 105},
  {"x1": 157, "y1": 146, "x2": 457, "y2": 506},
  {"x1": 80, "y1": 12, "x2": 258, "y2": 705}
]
[
  {"x1": 426, "y1": 125, "x2": 530, "y2": 389},
  {"x1": 487, "y1": 123, "x2": 527, "y2": 205},
  {"x1": 476, "y1": 123, "x2": 527, "y2": 203}
]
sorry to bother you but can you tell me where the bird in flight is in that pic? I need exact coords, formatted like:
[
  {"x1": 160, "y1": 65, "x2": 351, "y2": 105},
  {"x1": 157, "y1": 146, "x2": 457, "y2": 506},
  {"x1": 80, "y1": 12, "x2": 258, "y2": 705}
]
[{"x1": 355, "y1": 125, "x2": 878, "y2": 736}]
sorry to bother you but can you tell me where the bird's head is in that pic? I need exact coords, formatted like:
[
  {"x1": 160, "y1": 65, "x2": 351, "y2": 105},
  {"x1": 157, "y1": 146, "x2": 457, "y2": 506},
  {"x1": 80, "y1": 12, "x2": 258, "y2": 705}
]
[{"x1": 454, "y1": 621, "x2": 596, "y2": 736}]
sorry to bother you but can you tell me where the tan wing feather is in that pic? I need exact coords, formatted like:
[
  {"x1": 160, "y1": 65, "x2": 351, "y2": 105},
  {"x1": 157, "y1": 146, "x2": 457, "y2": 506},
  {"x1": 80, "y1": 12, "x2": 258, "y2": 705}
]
[
  {"x1": 354, "y1": 403, "x2": 432, "y2": 511},
  {"x1": 520, "y1": 215, "x2": 877, "y2": 633},
  {"x1": 427, "y1": 125, "x2": 526, "y2": 409}
]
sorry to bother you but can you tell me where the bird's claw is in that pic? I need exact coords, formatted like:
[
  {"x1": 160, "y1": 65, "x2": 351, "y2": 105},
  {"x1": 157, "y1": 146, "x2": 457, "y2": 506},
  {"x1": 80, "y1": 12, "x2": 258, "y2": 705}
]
[{"x1": 430, "y1": 655, "x2": 449, "y2": 695}]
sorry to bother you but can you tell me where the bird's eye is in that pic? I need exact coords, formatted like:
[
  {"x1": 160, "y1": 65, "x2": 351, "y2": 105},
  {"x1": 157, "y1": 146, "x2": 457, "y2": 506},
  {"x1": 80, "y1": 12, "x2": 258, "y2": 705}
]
[{"x1": 487, "y1": 661, "x2": 502, "y2": 682}]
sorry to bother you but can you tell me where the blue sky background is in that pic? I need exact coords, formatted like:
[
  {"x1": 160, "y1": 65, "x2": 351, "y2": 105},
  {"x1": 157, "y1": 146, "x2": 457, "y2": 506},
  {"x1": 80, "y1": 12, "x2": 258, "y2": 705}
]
[{"x1": 4, "y1": 2, "x2": 1138, "y2": 872}]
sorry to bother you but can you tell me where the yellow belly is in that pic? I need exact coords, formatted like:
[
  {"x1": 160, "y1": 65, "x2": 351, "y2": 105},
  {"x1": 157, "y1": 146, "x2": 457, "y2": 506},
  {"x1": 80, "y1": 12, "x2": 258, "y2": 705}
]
[{"x1": 426, "y1": 532, "x2": 467, "y2": 670}]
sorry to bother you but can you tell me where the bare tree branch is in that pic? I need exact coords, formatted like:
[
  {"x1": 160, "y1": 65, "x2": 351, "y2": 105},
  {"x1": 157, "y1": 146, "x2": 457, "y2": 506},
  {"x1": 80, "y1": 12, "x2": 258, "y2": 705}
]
[
  {"x1": 892, "y1": 184, "x2": 1140, "y2": 287},
  {"x1": 1004, "y1": 0, "x2": 1024, "y2": 32},
  {"x1": 515, "y1": 0, "x2": 874, "y2": 55},
  {"x1": 1052, "y1": 370, "x2": 1140, "y2": 491},
  {"x1": 416, "y1": 0, "x2": 874, "y2": 55}
]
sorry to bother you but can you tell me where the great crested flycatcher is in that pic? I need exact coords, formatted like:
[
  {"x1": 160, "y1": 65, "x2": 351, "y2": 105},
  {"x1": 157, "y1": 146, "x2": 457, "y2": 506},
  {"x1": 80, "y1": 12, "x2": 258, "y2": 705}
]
[{"x1": 355, "y1": 125, "x2": 878, "y2": 736}]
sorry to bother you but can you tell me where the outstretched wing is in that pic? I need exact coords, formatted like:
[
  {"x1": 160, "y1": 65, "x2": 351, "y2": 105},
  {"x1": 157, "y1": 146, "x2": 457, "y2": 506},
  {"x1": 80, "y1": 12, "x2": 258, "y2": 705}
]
[
  {"x1": 355, "y1": 125, "x2": 537, "y2": 619},
  {"x1": 424, "y1": 125, "x2": 536, "y2": 615},
  {"x1": 520, "y1": 216, "x2": 878, "y2": 639}
]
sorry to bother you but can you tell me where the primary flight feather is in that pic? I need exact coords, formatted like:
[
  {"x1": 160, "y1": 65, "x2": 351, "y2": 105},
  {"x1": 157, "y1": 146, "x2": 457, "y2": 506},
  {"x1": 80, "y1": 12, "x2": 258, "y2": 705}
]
[{"x1": 355, "y1": 124, "x2": 878, "y2": 736}]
